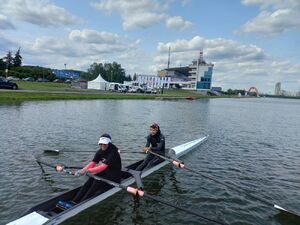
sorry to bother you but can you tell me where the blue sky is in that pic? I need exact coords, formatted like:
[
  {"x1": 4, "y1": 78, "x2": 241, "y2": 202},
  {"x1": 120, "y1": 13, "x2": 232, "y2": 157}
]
[{"x1": 0, "y1": 0, "x2": 299, "y2": 93}]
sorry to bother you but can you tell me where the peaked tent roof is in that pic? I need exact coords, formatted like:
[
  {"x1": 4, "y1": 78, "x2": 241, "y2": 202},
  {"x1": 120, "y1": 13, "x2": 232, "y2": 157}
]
[{"x1": 90, "y1": 74, "x2": 108, "y2": 83}]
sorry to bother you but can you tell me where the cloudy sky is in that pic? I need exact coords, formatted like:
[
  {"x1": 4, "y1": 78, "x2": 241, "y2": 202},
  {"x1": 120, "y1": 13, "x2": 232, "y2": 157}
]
[{"x1": 0, "y1": 0, "x2": 299, "y2": 93}]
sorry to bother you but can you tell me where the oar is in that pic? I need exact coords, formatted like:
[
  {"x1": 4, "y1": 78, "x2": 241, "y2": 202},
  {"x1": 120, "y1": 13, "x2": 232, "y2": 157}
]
[
  {"x1": 36, "y1": 158, "x2": 82, "y2": 170},
  {"x1": 148, "y1": 150, "x2": 300, "y2": 218},
  {"x1": 87, "y1": 173, "x2": 228, "y2": 225},
  {"x1": 44, "y1": 149, "x2": 97, "y2": 154},
  {"x1": 34, "y1": 160, "x2": 228, "y2": 225},
  {"x1": 44, "y1": 149, "x2": 144, "y2": 154}
]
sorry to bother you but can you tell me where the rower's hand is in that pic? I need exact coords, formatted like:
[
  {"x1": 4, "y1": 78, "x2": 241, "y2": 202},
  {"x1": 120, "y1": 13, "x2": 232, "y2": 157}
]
[
  {"x1": 73, "y1": 168, "x2": 88, "y2": 176},
  {"x1": 80, "y1": 169, "x2": 88, "y2": 175},
  {"x1": 143, "y1": 147, "x2": 151, "y2": 153},
  {"x1": 55, "y1": 165, "x2": 64, "y2": 172},
  {"x1": 73, "y1": 170, "x2": 80, "y2": 176}
]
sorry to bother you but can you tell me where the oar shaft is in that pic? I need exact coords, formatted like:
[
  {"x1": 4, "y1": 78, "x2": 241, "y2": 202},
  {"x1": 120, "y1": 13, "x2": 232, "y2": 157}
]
[
  {"x1": 148, "y1": 150, "x2": 300, "y2": 217},
  {"x1": 36, "y1": 159, "x2": 56, "y2": 169},
  {"x1": 88, "y1": 174, "x2": 227, "y2": 225},
  {"x1": 34, "y1": 159, "x2": 227, "y2": 224},
  {"x1": 44, "y1": 149, "x2": 144, "y2": 154},
  {"x1": 36, "y1": 159, "x2": 82, "y2": 170}
]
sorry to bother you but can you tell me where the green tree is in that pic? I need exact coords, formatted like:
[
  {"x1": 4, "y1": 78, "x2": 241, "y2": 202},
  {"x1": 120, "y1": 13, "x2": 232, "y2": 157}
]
[
  {"x1": 3, "y1": 51, "x2": 14, "y2": 69},
  {"x1": 87, "y1": 61, "x2": 128, "y2": 83},
  {"x1": 13, "y1": 47, "x2": 22, "y2": 67}
]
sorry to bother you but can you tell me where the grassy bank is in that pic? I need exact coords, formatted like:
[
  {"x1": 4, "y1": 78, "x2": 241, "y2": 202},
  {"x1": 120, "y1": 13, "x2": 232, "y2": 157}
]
[
  {"x1": 16, "y1": 80, "x2": 73, "y2": 91},
  {"x1": 0, "y1": 81, "x2": 210, "y2": 103}
]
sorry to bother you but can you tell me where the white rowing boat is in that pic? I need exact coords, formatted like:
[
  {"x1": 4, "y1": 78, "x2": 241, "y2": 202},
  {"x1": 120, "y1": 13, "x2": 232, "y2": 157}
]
[{"x1": 7, "y1": 136, "x2": 208, "y2": 225}]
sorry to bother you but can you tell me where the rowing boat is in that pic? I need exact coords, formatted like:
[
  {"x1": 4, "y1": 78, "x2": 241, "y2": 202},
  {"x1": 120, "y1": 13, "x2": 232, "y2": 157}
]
[{"x1": 7, "y1": 136, "x2": 208, "y2": 225}]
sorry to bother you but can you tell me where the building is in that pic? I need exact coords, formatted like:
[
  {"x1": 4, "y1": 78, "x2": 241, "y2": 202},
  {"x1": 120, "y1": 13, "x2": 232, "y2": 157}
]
[
  {"x1": 158, "y1": 51, "x2": 214, "y2": 91},
  {"x1": 52, "y1": 69, "x2": 80, "y2": 79},
  {"x1": 135, "y1": 74, "x2": 171, "y2": 89},
  {"x1": 274, "y1": 82, "x2": 300, "y2": 97},
  {"x1": 190, "y1": 51, "x2": 214, "y2": 90}
]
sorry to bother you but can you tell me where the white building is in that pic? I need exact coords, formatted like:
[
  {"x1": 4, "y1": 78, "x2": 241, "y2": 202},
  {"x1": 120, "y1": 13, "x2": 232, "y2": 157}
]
[
  {"x1": 158, "y1": 51, "x2": 214, "y2": 90},
  {"x1": 135, "y1": 75, "x2": 171, "y2": 89},
  {"x1": 189, "y1": 51, "x2": 214, "y2": 90}
]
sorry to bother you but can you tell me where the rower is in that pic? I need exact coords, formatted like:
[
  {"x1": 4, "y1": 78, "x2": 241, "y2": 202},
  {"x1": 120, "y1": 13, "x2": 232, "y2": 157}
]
[
  {"x1": 56, "y1": 133, "x2": 122, "y2": 205},
  {"x1": 135, "y1": 123, "x2": 165, "y2": 171}
]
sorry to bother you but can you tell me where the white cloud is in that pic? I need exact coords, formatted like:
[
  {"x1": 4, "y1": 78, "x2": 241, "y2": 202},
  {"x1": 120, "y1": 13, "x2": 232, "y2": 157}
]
[
  {"x1": 157, "y1": 36, "x2": 205, "y2": 52},
  {"x1": 181, "y1": 0, "x2": 191, "y2": 7},
  {"x1": 27, "y1": 31, "x2": 129, "y2": 58},
  {"x1": 238, "y1": 0, "x2": 300, "y2": 35},
  {"x1": 92, "y1": 0, "x2": 167, "y2": 31},
  {"x1": 0, "y1": 14, "x2": 15, "y2": 29},
  {"x1": 15, "y1": 29, "x2": 143, "y2": 72},
  {"x1": 69, "y1": 30, "x2": 121, "y2": 44},
  {"x1": 92, "y1": 0, "x2": 192, "y2": 31},
  {"x1": 123, "y1": 12, "x2": 165, "y2": 31},
  {"x1": 0, "y1": 0, "x2": 83, "y2": 27},
  {"x1": 241, "y1": 0, "x2": 300, "y2": 9},
  {"x1": 165, "y1": 16, "x2": 192, "y2": 31}
]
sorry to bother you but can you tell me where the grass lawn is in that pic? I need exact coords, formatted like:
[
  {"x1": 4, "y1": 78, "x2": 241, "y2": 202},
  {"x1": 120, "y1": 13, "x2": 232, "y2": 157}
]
[
  {"x1": 0, "y1": 81, "x2": 211, "y2": 103},
  {"x1": 16, "y1": 81, "x2": 74, "y2": 91}
]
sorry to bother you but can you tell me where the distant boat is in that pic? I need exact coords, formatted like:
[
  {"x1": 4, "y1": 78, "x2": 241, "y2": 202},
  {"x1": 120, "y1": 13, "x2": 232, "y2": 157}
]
[{"x1": 186, "y1": 96, "x2": 195, "y2": 100}]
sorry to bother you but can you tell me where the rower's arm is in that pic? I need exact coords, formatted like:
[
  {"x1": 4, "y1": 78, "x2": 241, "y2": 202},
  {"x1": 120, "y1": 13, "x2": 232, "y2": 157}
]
[
  {"x1": 82, "y1": 161, "x2": 96, "y2": 170},
  {"x1": 145, "y1": 136, "x2": 150, "y2": 147},
  {"x1": 88, "y1": 163, "x2": 108, "y2": 174}
]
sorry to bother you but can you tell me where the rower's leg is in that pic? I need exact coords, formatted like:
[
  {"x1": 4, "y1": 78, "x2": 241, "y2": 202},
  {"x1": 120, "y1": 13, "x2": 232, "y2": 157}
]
[
  {"x1": 80, "y1": 180, "x2": 111, "y2": 201},
  {"x1": 73, "y1": 177, "x2": 94, "y2": 203},
  {"x1": 144, "y1": 156, "x2": 164, "y2": 170},
  {"x1": 135, "y1": 154, "x2": 154, "y2": 171}
]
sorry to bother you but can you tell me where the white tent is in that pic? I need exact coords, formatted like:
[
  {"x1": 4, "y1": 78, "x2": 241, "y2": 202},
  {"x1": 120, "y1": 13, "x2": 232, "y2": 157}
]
[{"x1": 87, "y1": 74, "x2": 109, "y2": 90}]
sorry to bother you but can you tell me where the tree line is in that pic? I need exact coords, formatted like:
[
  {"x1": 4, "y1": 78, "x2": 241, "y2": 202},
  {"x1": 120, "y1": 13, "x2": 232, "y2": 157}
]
[
  {"x1": 1, "y1": 48, "x2": 132, "y2": 83},
  {"x1": 84, "y1": 62, "x2": 132, "y2": 83}
]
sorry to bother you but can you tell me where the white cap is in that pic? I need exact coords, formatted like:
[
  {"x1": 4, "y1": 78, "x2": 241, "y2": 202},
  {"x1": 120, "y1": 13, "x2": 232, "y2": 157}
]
[{"x1": 98, "y1": 136, "x2": 111, "y2": 145}]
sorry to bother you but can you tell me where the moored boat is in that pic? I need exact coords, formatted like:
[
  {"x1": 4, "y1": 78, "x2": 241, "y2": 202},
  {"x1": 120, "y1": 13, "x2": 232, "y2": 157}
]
[{"x1": 7, "y1": 136, "x2": 208, "y2": 225}]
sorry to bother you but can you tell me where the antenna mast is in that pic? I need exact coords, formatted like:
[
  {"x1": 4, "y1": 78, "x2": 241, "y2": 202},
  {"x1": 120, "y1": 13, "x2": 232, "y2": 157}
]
[{"x1": 167, "y1": 46, "x2": 171, "y2": 69}]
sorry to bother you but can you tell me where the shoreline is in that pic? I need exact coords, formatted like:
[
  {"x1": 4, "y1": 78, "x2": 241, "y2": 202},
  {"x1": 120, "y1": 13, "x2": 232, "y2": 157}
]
[{"x1": 0, "y1": 89, "x2": 213, "y2": 103}]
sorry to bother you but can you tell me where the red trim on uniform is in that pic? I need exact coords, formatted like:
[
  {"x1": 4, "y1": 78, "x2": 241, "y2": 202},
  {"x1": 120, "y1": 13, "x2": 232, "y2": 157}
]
[
  {"x1": 83, "y1": 161, "x2": 96, "y2": 170},
  {"x1": 88, "y1": 163, "x2": 108, "y2": 174}
]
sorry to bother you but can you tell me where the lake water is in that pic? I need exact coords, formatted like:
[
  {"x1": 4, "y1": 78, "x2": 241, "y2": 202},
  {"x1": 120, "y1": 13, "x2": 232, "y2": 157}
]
[{"x1": 0, "y1": 98, "x2": 299, "y2": 225}]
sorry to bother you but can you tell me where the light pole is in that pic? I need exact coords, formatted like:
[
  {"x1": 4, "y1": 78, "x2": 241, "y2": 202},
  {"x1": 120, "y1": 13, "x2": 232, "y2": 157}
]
[{"x1": 5, "y1": 62, "x2": 8, "y2": 78}]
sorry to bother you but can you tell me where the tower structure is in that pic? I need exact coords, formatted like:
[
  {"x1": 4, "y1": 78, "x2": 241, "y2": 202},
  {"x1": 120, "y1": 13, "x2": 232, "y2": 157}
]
[
  {"x1": 189, "y1": 50, "x2": 214, "y2": 90},
  {"x1": 275, "y1": 82, "x2": 281, "y2": 95}
]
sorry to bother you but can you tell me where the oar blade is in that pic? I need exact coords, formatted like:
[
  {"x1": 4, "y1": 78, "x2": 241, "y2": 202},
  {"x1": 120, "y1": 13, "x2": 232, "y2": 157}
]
[
  {"x1": 274, "y1": 204, "x2": 300, "y2": 218},
  {"x1": 44, "y1": 149, "x2": 60, "y2": 154}
]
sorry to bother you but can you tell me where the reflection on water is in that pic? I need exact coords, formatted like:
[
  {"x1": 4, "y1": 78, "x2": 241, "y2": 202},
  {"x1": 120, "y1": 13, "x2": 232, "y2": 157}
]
[{"x1": 0, "y1": 98, "x2": 300, "y2": 225}]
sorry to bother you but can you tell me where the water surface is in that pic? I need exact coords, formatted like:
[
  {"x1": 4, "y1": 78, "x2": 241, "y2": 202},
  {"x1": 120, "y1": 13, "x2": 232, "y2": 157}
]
[{"x1": 0, "y1": 98, "x2": 299, "y2": 225}]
